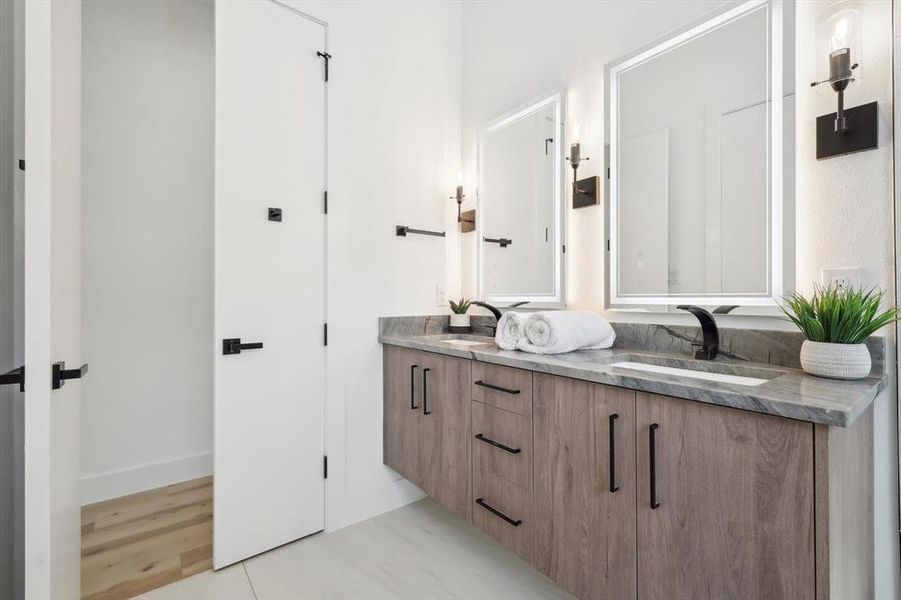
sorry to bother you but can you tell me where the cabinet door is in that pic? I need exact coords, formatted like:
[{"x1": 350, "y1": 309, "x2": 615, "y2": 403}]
[
  {"x1": 533, "y1": 374, "x2": 637, "y2": 599},
  {"x1": 419, "y1": 352, "x2": 471, "y2": 520},
  {"x1": 383, "y1": 345, "x2": 422, "y2": 487},
  {"x1": 636, "y1": 392, "x2": 815, "y2": 600}
]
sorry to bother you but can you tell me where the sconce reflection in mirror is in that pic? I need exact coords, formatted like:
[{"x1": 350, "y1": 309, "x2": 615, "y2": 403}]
[
  {"x1": 810, "y1": 7, "x2": 876, "y2": 159},
  {"x1": 566, "y1": 121, "x2": 599, "y2": 208},
  {"x1": 451, "y1": 171, "x2": 476, "y2": 233}
]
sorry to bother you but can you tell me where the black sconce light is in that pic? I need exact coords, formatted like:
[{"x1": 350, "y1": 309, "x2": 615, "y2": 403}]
[
  {"x1": 566, "y1": 121, "x2": 599, "y2": 208},
  {"x1": 451, "y1": 172, "x2": 475, "y2": 233},
  {"x1": 810, "y1": 7, "x2": 877, "y2": 159}
]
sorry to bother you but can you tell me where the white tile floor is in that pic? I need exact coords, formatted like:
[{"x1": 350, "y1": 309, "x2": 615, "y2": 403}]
[{"x1": 136, "y1": 499, "x2": 572, "y2": 600}]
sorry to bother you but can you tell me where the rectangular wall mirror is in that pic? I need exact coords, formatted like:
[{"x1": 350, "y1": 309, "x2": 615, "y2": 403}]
[
  {"x1": 477, "y1": 92, "x2": 564, "y2": 306},
  {"x1": 605, "y1": 0, "x2": 795, "y2": 311}
]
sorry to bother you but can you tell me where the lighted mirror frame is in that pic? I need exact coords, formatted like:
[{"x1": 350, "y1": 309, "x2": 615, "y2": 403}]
[
  {"x1": 477, "y1": 91, "x2": 565, "y2": 307},
  {"x1": 605, "y1": 0, "x2": 785, "y2": 308}
]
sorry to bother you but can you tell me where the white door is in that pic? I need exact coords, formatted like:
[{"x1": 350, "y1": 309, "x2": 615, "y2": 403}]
[
  {"x1": 214, "y1": 0, "x2": 327, "y2": 569},
  {"x1": 13, "y1": 0, "x2": 84, "y2": 597}
]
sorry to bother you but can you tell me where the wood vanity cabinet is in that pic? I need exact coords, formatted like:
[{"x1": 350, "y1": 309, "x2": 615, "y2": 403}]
[
  {"x1": 635, "y1": 391, "x2": 815, "y2": 600},
  {"x1": 532, "y1": 374, "x2": 637, "y2": 599},
  {"x1": 383, "y1": 346, "x2": 471, "y2": 520},
  {"x1": 383, "y1": 345, "x2": 874, "y2": 600}
]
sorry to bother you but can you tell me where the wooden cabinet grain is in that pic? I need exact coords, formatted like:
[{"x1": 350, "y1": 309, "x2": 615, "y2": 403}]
[
  {"x1": 532, "y1": 374, "x2": 637, "y2": 599},
  {"x1": 383, "y1": 346, "x2": 471, "y2": 521},
  {"x1": 382, "y1": 344, "x2": 874, "y2": 600},
  {"x1": 635, "y1": 391, "x2": 815, "y2": 600}
]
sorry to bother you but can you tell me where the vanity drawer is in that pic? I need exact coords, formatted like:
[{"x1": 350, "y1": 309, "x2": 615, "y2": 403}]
[
  {"x1": 471, "y1": 362, "x2": 532, "y2": 417},
  {"x1": 472, "y1": 468, "x2": 532, "y2": 563},
  {"x1": 472, "y1": 401, "x2": 532, "y2": 491}
]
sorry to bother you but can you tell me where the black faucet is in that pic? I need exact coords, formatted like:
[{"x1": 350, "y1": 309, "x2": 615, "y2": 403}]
[
  {"x1": 676, "y1": 305, "x2": 719, "y2": 360},
  {"x1": 471, "y1": 301, "x2": 528, "y2": 335}
]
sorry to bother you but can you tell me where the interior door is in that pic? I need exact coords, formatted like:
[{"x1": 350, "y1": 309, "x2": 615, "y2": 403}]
[
  {"x1": 9, "y1": 0, "x2": 84, "y2": 597},
  {"x1": 214, "y1": 0, "x2": 327, "y2": 569}
]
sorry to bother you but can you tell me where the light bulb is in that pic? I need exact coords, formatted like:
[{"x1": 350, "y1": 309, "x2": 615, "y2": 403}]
[
  {"x1": 456, "y1": 170, "x2": 464, "y2": 187},
  {"x1": 828, "y1": 9, "x2": 856, "y2": 52},
  {"x1": 570, "y1": 121, "x2": 582, "y2": 145}
]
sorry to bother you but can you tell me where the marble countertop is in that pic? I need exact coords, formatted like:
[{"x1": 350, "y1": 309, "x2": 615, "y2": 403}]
[{"x1": 378, "y1": 332, "x2": 886, "y2": 427}]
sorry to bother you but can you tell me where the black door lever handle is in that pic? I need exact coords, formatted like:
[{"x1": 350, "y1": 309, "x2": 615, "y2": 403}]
[
  {"x1": 0, "y1": 366, "x2": 25, "y2": 392},
  {"x1": 222, "y1": 338, "x2": 264, "y2": 356},
  {"x1": 52, "y1": 361, "x2": 88, "y2": 390}
]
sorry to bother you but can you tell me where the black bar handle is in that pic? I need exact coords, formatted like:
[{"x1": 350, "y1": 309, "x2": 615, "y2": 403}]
[
  {"x1": 52, "y1": 362, "x2": 88, "y2": 391},
  {"x1": 422, "y1": 368, "x2": 431, "y2": 415},
  {"x1": 396, "y1": 225, "x2": 446, "y2": 238},
  {"x1": 475, "y1": 498, "x2": 521, "y2": 527},
  {"x1": 609, "y1": 413, "x2": 619, "y2": 493},
  {"x1": 0, "y1": 366, "x2": 25, "y2": 392},
  {"x1": 222, "y1": 338, "x2": 264, "y2": 356},
  {"x1": 474, "y1": 380, "x2": 520, "y2": 395},
  {"x1": 483, "y1": 237, "x2": 512, "y2": 248},
  {"x1": 649, "y1": 423, "x2": 660, "y2": 509},
  {"x1": 410, "y1": 364, "x2": 419, "y2": 410},
  {"x1": 474, "y1": 433, "x2": 521, "y2": 455}
]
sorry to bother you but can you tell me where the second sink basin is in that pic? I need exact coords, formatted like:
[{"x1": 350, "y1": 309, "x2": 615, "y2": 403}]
[{"x1": 611, "y1": 361, "x2": 773, "y2": 387}]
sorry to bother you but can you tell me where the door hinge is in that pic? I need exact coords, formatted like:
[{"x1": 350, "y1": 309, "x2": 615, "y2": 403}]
[
  {"x1": 17, "y1": 159, "x2": 24, "y2": 171},
  {"x1": 562, "y1": 244, "x2": 566, "y2": 254},
  {"x1": 607, "y1": 167, "x2": 611, "y2": 180},
  {"x1": 323, "y1": 322, "x2": 328, "y2": 346},
  {"x1": 317, "y1": 51, "x2": 332, "y2": 82},
  {"x1": 324, "y1": 190, "x2": 328, "y2": 214},
  {"x1": 323, "y1": 455, "x2": 328, "y2": 479},
  {"x1": 607, "y1": 239, "x2": 610, "y2": 252}
]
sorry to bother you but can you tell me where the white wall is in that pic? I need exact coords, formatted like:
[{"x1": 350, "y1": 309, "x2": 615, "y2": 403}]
[
  {"x1": 282, "y1": 1, "x2": 462, "y2": 531},
  {"x1": 460, "y1": 1, "x2": 899, "y2": 596},
  {"x1": 80, "y1": 0, "x2": 214, "y2": 503}
]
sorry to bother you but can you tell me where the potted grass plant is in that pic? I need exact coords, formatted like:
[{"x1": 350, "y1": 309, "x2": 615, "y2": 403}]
[
  {"x1": 449, "y1": 298, "x2": 472, "y2": 332},
  {"x1": 779, "y1": 285, "x2": 901, "y2": 380}
]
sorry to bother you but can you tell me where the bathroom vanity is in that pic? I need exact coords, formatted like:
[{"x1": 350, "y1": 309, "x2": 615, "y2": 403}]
[{"x1": 380, "y1": 318, "x2": 882, "y2": 600}]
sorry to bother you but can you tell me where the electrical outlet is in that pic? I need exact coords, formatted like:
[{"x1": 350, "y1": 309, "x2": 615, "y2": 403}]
[
  {"x1": 436, "y1": 284, "x2": 447, "y2": 307},
  {"x1": 821, "y1": 267, "x2": 862, "y2": 290}
]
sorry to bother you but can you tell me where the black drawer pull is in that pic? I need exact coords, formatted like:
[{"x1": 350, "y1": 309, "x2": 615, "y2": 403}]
[
  {"x1": 410, "y1": 365, "x2": 419, "y2": 410},
  {"x1": 474, "y1": 433, "x2": 521, "y2": 454},
  {"x1": 649, "y1": 423, "x2": 660, "y2": 509},
  {"x1": 609, "y1": 413, "x2": 619, "y2": 493},
  {"x1": 422, "y1": 368, "x2": 431, "y2": 415},
  {"x1": 474, "y1": 380, "x2": 520, "y2": 395},
  {"x1": 475, "y1": 497, "x2": 521, "y2": 526}
]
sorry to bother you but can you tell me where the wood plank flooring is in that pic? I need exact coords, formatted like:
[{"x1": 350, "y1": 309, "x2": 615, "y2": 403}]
[{"x1": 81, "y1": 476, "x2": 213, "y2": 600}]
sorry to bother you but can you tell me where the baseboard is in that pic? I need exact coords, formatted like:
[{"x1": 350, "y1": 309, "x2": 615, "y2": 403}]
[{"x1": 81, "y1": 451, "x2": 213, "y2": 505}]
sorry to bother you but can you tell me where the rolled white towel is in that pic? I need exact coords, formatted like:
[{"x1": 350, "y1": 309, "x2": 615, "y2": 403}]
[
  {"x1": 517, "y1": 311, "x2": 615, "y2": 354},
  {"x1": 495, "y1": 311, "x2": 528, "y2": 350}
]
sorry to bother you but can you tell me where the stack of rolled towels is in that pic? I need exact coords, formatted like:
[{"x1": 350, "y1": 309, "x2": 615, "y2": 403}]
[{"x1": 495, "y1": 310, "x2": 616, "y2": 354}]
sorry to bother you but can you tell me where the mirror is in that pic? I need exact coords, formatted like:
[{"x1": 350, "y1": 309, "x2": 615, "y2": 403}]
[
  {"x1": 477, "y1": 92, "x2": 564, "y2": 306},
  {"x1": 605, "y1": 0, "x2": 794, "y2": 310}
]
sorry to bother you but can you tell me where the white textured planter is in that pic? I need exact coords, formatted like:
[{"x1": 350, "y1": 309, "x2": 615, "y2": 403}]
[
  {"x1": 450, "y1": 314, "x2": 470, "y2": 328},
  {"x1": 799, "y1": 341, "x2": 871, "y2": 380}
]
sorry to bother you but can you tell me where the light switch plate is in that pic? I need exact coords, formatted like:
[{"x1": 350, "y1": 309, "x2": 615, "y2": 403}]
[
  {"x1": 436, "y1": 284, "x2": 447, "y2": 307},
  {"x1": 821, "y1": 267, "x2": 862, "y2": 290}
]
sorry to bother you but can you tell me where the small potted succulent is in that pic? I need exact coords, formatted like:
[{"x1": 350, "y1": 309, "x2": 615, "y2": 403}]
[
  {"x1": 779, "y1": 285, "x2": 901, "y2": 380},
  {"x1": 448, "y1": 298, "x2": 472, "y2": 333}
]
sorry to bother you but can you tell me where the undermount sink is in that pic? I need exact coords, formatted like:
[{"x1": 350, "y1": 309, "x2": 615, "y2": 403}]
[
  {"x1": 611, "y1": 361, "x2": 773, "y2": 387},
  {"x1": 439, "y1": 338, "x2": 494, "y2": 347}
]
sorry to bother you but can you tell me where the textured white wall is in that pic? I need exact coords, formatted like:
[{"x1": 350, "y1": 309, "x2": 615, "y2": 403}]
[
  {"x1": 283, "y1": 0, "x2": 462, "y2": 531},
  {"x1": 796, "y1": 1, "x2": 898, "y2": 597}
]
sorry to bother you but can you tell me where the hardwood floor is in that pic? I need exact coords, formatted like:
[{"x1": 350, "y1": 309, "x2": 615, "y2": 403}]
[{"x1": 81, "y1": 476, "x2": 213, "y2": 600}]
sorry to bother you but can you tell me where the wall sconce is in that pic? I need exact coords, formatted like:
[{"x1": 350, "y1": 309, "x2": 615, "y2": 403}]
[
  {"x1": 567, "y1": 121, "x2": 599, "y2": 208},
  {"x1": 811, "y1": 6, "x2": 876, "y2": 159},
  {"x1": 451, "y1": 171, "x2": 475, "y2": 233}
]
